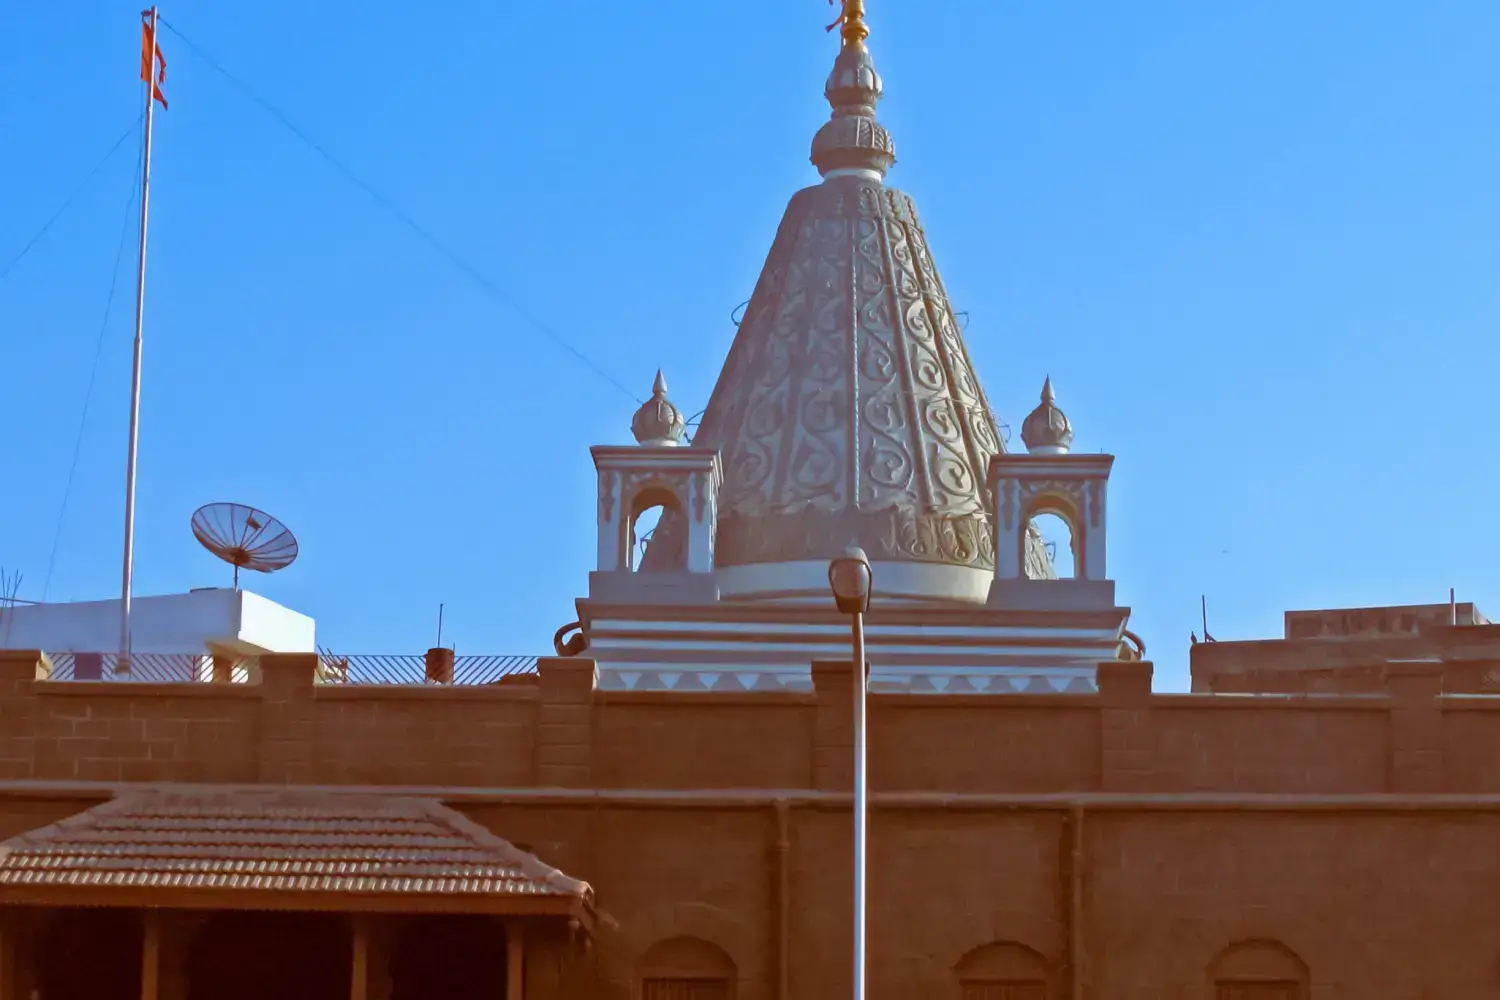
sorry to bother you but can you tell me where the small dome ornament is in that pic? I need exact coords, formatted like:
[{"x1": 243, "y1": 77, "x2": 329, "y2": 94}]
[
  {"x1": 1020, "y1": 377, "x2": 1074, "y2": 455},
  {"x1": 811, "y1": 0, "x2": 896, "y2": 180},
  {"x1": 631, "y1": 370, "x2": 687, "y2": 447}
]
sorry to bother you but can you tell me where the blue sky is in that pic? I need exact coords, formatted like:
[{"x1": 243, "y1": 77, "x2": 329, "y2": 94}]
[{"x1": 3, "y1": 1, "x2": 1498, "y2": 689}]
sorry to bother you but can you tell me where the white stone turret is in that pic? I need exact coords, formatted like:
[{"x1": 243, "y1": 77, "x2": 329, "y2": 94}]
[
  {"x1": 590, "y1": 373, "x2": 721, "y2": 605},
  {"x1": 989, "y1": 379, "x2": 1116, "y2": 611}
]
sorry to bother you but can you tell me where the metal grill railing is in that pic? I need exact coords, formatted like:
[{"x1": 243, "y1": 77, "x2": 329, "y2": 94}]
[
  {"x1": 316, "y1": 652, "x2": 539, "y2": 685},
  {"x1": 44, "y1": 652, "x2": 256, "y2": 683},
  {"x1": 38, "y1": 651, "x2": 538, "y2": 685}
]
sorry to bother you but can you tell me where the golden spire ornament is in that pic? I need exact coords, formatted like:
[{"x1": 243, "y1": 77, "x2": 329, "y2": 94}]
[{"x1": 827, "y1": 0, "x2": 870, "y2": 47}]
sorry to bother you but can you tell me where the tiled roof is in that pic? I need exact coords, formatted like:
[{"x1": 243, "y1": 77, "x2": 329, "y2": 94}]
[{"x1": 0, "y1": 788, "x2": 592, "y2": 915}]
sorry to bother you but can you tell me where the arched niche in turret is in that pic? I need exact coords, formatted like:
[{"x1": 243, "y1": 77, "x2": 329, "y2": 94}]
[{"x1": 590, "y1": 448, "x2": 722, "y2": 604}]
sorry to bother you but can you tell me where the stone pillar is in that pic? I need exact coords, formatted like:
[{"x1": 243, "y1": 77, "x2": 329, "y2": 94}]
[
  {"x1": 256, "y1": 653, "x2": 318, "y2": 784},
  {"x1": 536, "y1": 658, "x2": 596, "y2": 788},
  {"x1": 1096, "y1": 660, "x2": 1155, "y2": 792},
  {"x1": 811, "y1": 660, "x2": 856, "y2": 791},
  {"x1": 210, "y1": 653, "x2": 235, "y2": 684},
  {"x1": 0, "y1": 651, "x2": 44, "y2": 780},
  {"x1": 1079, "y1": 478, "x2": 1108, "y2": 581},
  {"x1": 594, "y1": 470, "x2": 626, "y2": 573},
  {"x1": 1385, "y1": 659, "x2": 1445, "y2": 793}
]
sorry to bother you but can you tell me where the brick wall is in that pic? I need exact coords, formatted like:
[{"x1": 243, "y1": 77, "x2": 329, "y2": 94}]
[
  {"x1": 7, "y1": 651, "x2": 1500, "y2": 795},
  {"x1": 4, "y1": 650, "x2": 1500, "y2": 997}
]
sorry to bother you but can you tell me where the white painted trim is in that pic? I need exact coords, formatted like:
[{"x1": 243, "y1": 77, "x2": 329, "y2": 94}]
[
  {"x1": 587, "y1": 619, "x2": 1119, "y2": 642},
  {"x1": 590, "y1": 638, "x2": 1112, "y2": 659}
]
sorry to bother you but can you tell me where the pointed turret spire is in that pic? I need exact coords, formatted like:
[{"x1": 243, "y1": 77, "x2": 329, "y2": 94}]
[
  {"x1": 1021, "y1": 377, "x2": 1075, "y2": 455},
  {"x1": 812, "y1": 0, "x2": 895, "y2": 180},
  {"x1": 631, "y1": 370, "x2": 686, "y2": 447}
]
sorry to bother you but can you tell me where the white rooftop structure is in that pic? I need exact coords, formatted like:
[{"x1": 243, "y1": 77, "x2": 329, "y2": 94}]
[{"x1": 0, "y1": 588, "x2": 315, "y2": 659}]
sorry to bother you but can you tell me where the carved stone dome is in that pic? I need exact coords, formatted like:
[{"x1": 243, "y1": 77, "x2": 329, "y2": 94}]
[
  {"x1": 636, "y1": 7, "x2": 1055, "y2": 600},
  {"x1": 1020, "y1": 377, "x2": 1073, "y2": 455},
  {"x1": 631, "y1": 371, "x2": 686, "y2": 447}
]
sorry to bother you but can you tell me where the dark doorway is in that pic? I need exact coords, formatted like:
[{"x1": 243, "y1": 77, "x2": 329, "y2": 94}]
[
  {"x1": 34, "y1": 907, "x2": 143, "y2": 1000},
  {"x1": 389, "y1": 915, "x2": 507, "y2": 1000},
  {"x1": 187, "y1": 911, "x2": 350, "y2": 1000}
]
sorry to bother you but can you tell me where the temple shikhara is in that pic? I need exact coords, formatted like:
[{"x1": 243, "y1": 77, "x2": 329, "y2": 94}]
[{"x1": 3, "y1": 5, "x2": 1499, "y2": 999}]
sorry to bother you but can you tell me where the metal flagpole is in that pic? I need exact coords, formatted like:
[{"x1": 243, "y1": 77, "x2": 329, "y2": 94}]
[{"x1": 119, "y1": 5, "x2": 161, "y2": 674}]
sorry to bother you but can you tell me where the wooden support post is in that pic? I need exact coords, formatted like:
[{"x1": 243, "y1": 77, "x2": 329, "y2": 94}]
[
  {"x1": 350, "y1": 916, "x2": 371, "y2": 1000},
  {"x1": 0, "y1": 914, "x2": 16, "y2": 1000},
  {"x1": 506, "y1": 923, "x2": 525, "y2": 1000},
  {"x1": 141, "y1": 909, "x2": 162, "y2": 1000}
]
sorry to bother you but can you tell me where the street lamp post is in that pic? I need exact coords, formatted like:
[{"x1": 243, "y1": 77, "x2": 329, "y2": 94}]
[{"x1": 828, "y1": 546, "x2": 872, "y2": 1000}]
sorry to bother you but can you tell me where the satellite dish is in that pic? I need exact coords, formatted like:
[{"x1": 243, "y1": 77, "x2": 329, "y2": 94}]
[{"x1": 190, "y1": 502, "x2": 299, "y2": 589}]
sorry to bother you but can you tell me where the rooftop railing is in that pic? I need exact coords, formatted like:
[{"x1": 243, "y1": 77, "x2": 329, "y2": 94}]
[{"x1": 38, "y1": 651, "x2": 539, "y2": 685}]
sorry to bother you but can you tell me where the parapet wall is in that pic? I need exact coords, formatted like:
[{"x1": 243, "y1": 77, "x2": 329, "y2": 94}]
[{"x1": 5, "y1": 649, "x2": 1500, "y2": 795}]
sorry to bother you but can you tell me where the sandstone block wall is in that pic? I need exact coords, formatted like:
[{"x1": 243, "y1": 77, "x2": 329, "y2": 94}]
[{"x1": 4, "y1": 649, "x2": 1500, "y2": 997}]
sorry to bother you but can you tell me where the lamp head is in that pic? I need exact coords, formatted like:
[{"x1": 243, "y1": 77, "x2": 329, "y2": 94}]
[{"x1": 828, "y1": 545, "x2": 873, "y2": 615}]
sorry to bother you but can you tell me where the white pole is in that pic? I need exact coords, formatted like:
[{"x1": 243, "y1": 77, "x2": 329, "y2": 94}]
[
  {"x1": 120, "y1": 5, "x2": 160, "y2": 674},
  {"x1": 851, "y1": 610, "x2": 867, "y2": 1000}
]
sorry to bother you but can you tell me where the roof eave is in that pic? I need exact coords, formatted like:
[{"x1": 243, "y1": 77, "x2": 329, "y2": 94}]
[{"x1": 0, "y1": 883, "x2": 593, "y2": 926}]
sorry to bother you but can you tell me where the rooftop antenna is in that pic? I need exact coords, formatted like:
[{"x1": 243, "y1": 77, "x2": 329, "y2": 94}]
[
  {"x1": 437, "y1": 603, "x2": 445, "y2": 648},
  {"x1": 190, "y1": 502, "x2": 299, "y2": 590},
  {"x1": 0, "y1": 568, "x2": 22, "y2": 646},
  {"x1": 1450, "y1": 587, "x2": 1457, "y2": 626},
  {"x1": 1200, "y1": 594, "x2": 1217, "y2": 643}
]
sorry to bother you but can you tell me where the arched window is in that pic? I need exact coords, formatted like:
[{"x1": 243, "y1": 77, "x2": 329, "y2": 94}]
[
  {"x1": 1028, "y1": 513, "x2": 1075, "y2": 578},
  {"x1": 955, "y1": 940, "x2": 1050, "y2": 1000},
  {"x1": 637, "y1": 935, "x2": 735, "y2": 1000},
  {"x1": 1025, "y1": 491, "x2": 1080, "y2": 581},
  {"x1": 628, "y1": 484, "x2": 685, "y2": 572},
  {"x1": 1209, "y1": 939, "x2": 1308, "y2": 1000}
]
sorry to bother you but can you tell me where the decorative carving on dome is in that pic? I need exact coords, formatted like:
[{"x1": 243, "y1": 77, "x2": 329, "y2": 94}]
[
  {"x1": 715, "y1": 506, "x2": 993, "y2": 570},
  {"x1": 638, "y1": 172, "x2": 1051, "y2": 578}
]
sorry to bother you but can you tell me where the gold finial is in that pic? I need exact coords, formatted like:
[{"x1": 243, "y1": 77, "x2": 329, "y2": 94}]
[{"x1": 826, "y1": 0, "x2": 870, "y2": 47}]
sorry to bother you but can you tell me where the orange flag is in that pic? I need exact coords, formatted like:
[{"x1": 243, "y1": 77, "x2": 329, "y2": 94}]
[{"x1": 140, "y1": 12, "x2": 167, "y2": 109}]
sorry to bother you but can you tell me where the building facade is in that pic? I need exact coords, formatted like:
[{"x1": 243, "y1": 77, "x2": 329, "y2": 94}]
[
  {"x1": 3, "y1": 5, "x2": 1498, "y2": 999},
  {"x1": 4, "y1": 637, "x2": 1500, "y2": 999}
]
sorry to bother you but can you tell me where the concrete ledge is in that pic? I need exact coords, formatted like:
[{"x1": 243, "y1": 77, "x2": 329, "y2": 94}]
[
  {"x1": 588, "y1": 571, "x2": 721, "y2": 605},
  {"x1": 987, "y1": 578, "x2": 1117, "y2": 611}
]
